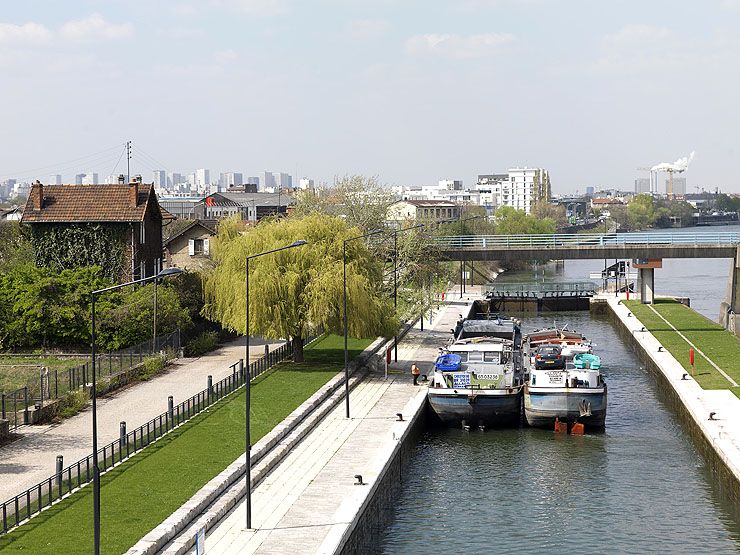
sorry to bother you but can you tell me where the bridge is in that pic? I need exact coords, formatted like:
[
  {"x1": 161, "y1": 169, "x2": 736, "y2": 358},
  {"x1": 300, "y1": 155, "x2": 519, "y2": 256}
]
[
  {"x1": 435, "y1": 232, "x2": 739, "y2": 262},
  {"x1": 433, "y1": 231, "x2": 740, "y2": 334}
]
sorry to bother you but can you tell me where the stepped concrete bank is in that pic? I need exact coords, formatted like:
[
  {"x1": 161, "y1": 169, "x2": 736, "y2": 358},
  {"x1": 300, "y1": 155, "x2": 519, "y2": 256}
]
[
  {"x1": 603, "y1": 295, "x2": 740, "y2": 505},
  {"x1": 148, "y1": 295, "x2": 473, "y2": 555}
]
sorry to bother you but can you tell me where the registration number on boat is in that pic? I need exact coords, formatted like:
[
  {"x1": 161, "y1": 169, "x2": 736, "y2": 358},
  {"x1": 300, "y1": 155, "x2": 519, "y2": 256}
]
[
  {"x1": 452, "y1": 373, "x2": 471, "y2": 388},
  {"x1": 545, "y1": 371, "x2": 565, "y2": 385}
]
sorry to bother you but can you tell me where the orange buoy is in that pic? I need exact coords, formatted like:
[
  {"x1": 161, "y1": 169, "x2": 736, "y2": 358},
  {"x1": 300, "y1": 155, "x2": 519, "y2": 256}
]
[
  {"x1": 554, "y1": 417, "x2": 567, "y2": 433},
  {"x1": 571, "y1": 422, "x2": 585, "y2": 435}
]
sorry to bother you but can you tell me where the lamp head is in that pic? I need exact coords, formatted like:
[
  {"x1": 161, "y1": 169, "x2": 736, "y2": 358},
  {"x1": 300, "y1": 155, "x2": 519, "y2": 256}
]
[{"x1": 156, "y1": 267, "x2": 184, "y2": 278}]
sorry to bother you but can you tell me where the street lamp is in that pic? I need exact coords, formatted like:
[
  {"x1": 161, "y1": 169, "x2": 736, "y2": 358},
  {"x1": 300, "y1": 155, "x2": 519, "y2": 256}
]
[
  {"x1": 90, "y1": 266, "x2": 183, "y2": 555},
  {"x1": 392, "y1": 224, "x2": 424, "y2": 362},
  {"x1": 244, "y1": 239, "x2": 306, "y2": 530},
  {"x1": 343, "y1": 230, "x2": 383, "y2": 418}
]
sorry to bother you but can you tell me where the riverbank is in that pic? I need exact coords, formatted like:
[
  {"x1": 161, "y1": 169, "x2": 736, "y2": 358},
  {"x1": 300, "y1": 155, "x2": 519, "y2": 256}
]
[{"x1": 606, "y1": 295, "x2": 740, "y2": 505}]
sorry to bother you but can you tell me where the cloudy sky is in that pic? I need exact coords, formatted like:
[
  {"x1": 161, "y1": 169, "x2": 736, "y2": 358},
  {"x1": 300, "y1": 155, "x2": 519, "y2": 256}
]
[{"x1": 1, "y1": 0, "x2": 739, "y2": 193}]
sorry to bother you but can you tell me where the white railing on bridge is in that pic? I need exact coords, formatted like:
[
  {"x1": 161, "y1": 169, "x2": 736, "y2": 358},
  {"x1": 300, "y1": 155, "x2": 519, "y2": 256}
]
[{"x1": 434, "y1": 232, "x2": 740, "y2": 249}]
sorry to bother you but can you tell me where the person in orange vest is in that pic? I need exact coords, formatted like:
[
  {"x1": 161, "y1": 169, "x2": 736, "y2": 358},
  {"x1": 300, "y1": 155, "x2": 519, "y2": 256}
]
[{"x1": 411, "y1": 363, "x2": 421, "y2": 386}]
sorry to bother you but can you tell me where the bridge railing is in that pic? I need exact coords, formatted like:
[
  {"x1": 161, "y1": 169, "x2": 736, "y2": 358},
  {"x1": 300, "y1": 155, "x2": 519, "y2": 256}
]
[
  {"x1": 434, "y1": 232, "x2": 740, "y2": 249},
  {"x1": 487, "y1": 281, "x2": 597, "y2": 297}
]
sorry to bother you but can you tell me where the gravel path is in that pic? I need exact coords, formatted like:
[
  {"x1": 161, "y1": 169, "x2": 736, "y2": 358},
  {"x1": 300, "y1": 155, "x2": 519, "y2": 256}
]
[{"x1": 0, "y1": 337, "x2": 283, "y2": 503}]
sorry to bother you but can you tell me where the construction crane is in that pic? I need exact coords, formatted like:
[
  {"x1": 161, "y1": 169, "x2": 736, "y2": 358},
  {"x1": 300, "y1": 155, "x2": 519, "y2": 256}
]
[{"x1": 651, "y1": 151, "x2": 695, "y2": 200}]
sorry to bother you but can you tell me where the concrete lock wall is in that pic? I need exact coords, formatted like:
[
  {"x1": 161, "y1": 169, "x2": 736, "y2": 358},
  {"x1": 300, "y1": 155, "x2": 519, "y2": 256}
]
[
  {"x1": 719, "y1": 246, "x2": 740, "y2": 335},
  {"x1": 338, "y1": 404, "x2": 429, "y2": 555},
  {"x1": 608, "y1": 308, "x2": 740, "y2": 507}
]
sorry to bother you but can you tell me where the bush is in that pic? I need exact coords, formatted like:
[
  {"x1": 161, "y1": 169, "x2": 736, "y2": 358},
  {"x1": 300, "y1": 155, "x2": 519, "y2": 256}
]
[
  {"x1": 58, "y1": 389, "x2": 89, "y2": 419},
  {"x1": 139, "y1": 355, "x2": 165, "y2": 381},
  {"x1": 185, "y1": 331, "x2": 219, "y2": 357}
]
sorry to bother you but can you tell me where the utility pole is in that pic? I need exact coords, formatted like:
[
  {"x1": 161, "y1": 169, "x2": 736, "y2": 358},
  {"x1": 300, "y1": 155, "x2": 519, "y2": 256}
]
[{"x1": 126, "y1": 140, "x2": 132, "y2": 184}]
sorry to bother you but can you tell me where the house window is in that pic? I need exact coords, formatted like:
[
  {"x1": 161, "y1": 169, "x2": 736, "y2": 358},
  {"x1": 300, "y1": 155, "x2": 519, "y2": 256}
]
[
  {"x1": 140, "y1": 261, "x2": 146, "y2": 279},
  {"x1": 139, "y1": 223, "x2": 146, "y2": 244},
  {"x1": 188, "y1": 238, "x2": 210, "y2": 256}
]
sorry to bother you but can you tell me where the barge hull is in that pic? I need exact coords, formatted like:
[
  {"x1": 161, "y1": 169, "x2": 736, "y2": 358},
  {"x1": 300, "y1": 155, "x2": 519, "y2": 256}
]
[
  {"x1": 524, "y1": 387, "x2": 607, "y2": 429},
  {"x1": 428, "y1": 391, "x2": 522, "y2": 427}
]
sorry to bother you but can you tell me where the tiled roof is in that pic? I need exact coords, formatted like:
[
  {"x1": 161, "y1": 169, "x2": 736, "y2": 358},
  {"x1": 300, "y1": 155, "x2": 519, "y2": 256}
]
[{"x1": 21, "y1": 184, "x2": 156, "y2": 223}]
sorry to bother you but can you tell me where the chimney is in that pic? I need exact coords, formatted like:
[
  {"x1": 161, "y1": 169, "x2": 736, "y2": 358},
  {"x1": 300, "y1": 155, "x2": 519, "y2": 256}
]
[
  {"x1": 118, "y1": 174, "x2": 125, "y2": 185},
  {"x1": 129, "y1": 181, "x2": 139, "y2": 207},
  {"x1": 31, "y1": 181, "x2": 43, "y2": 211}
]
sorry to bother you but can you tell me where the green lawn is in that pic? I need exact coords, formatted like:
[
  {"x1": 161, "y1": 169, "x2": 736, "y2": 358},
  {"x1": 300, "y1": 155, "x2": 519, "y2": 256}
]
[
  {"x1": 0, "y1": 334, "x2": 373, "y2": 554},
  {"x1": 625, "y1": 299, "x2": 740, "y2": 399},
  {"x1": 0, "y1": 356, "x2": 86, "y2": 395}
]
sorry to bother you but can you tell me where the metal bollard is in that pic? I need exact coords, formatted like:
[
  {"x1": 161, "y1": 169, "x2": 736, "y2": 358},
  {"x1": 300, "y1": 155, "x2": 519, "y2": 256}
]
[
  {"x1": 56, "y1": 455, "x2": 63, "y2": 491},
  {"x1": 119, "y1": 421, "x2": 126, "y2": 451},
  {"x1": 168, "y1": 396, "x2": 174, "y2": 425}
]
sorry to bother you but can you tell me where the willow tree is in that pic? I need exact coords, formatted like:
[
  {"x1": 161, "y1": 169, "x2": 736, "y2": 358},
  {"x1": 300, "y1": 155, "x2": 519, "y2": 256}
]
[{"x1": 203, "y1": 214, "x2": 397, "y2": 362}]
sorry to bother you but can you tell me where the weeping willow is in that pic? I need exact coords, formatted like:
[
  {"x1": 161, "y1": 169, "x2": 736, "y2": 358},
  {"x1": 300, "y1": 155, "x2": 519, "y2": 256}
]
[{"x1": 203, "y1": 214, "x2": 397, "y2": 361}]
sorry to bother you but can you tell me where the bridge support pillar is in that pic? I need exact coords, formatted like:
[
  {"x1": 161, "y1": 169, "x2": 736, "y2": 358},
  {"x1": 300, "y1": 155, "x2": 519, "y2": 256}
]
[
  {"x1": 720, "y1": 246, "x2": 740, "y2": 336},
  {"x1": 638, "y1": 268, "x2": 654, "y2": 304}
]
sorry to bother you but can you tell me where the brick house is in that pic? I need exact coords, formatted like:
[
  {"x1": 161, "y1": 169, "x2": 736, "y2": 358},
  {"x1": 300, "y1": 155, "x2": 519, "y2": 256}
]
[{"x1": 21, "y1": 181, "x2": 164, "y2": 281}]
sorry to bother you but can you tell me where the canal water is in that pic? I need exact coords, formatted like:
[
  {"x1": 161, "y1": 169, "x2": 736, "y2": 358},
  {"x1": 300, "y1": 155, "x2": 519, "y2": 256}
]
[{"x1": 379, "y1": 227, "x2": 740, "y2": 554}]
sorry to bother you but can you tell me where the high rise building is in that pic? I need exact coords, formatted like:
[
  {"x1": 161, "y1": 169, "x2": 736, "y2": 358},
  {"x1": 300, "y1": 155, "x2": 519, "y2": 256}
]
[
  {"x1": 75, "y1": 173, "x2": 85, "y2": 185},
  {"x1": 585, "y1": 186, "x2": 595, "y2": 196},
  {"x1": 195, "y1": 168, "x2": 210, "y2": 187},
  {"x1": 635, "y1": 178, "x2": 651, "y2": 194},
  {"x1": 666, "y1": 177, "x2": 686, "y2": 197},
  {"x1": 170, "y1": 172, "x2": 184, "y2": 186},
  {"x1": 153, "y1": 170, "x2": 167, "y2": 190},
  {"x1": 246, "y1": 176, "x2": 260, "y2": 186},
  {"x1": 221, "y1": 172, "x2": 244, "y2": 189},
  {"x1": 81, "y1": 173, "x2": 99, "y2": 185},
  {"x1": 478, "y1": 168, "x2": 550, "y2": 214},
  {"x1": 299, "y1": 177, "x2": 315, "y2": 190},
  {"x1": 439, "y1": 179, "x2": 463, "y2": 190},
  {"x1": 49, "y1": 174, "x2": 62, "y2": 185},
  {"x1": 263, "y1": 171, "x2": 276, "y2": 191},
  {"x1": 273, "y1": 172, "x2": 292, "y2": 189}
]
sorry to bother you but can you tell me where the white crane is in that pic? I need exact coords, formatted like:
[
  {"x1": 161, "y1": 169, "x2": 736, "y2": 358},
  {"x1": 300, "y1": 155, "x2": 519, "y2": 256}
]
[{"x1": 651, "y1": 151, "x2": 695, "y2": 199}]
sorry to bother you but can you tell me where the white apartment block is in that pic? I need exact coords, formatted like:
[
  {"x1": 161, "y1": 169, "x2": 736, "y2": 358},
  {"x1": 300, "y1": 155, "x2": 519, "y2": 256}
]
[{"x1": 477, "y1": 168, "x2": 551, "y2": 214}]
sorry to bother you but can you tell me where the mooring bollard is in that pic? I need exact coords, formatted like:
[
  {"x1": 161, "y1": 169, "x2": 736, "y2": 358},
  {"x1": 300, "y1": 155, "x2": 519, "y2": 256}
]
[
  {"x1": 119, "y1": 421, "x2": 126, "y2": 451},
  {"x1": 168, "y1": 396, "x2": 174, "y2": 425},
  {"x1": 207, "y1": 376, "x2": 213, "y2": 403},
  {"x1": 264, "y1": 344, "x2": 269, "y2": 357},
  {"x1": 56, "y1": 455, "x2": 63, "y2": 491}
]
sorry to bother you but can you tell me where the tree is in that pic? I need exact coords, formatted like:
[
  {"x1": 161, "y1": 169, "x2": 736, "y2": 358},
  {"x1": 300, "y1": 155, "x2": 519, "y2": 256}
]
[
  {"x1": 531, "y1": 200, "x2": 567, "y2": 228},
  {"x1": 294, "y1": 175, "x2": 396, "y2": 232},
  {"x1": 493, "y1": 206, "x2": 556, "y2": 234},
  {"x1": 203, "y1": 214, "x2": 396, "y2": 362},
  {"x1": 626, "y1": 194, "x2": 657, "y2": 230},
  {"x1": 0, "y1": 222, "x2": 32, "y2": 272}
]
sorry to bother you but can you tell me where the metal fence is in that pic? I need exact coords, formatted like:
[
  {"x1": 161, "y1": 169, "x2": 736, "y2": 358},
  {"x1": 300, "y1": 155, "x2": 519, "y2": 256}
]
[
  {"x1": 434, "y1": 231, "x2": 740, "y2": 249},
  {"x1": 0, "y1": 335, "x2": 302, "y2": 536},
  {"x1": 0, "y1": 331, "x2": 181, "y2": 432},
  {"x1": 487, "y1": 281, "x2": 597, "y2": 298}
]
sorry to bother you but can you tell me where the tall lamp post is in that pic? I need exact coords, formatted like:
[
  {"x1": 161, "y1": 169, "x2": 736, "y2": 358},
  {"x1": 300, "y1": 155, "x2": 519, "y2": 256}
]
[
  {"x1": 244, "y1": 239, "x2": 307, "y2": 530},
  {"x1": 90, "y1": 266, "x2": 183, "y2": 555},
  {"x1": 392, "y1": 224, "x2": 424, "y2": 362},
  {"x1": 344, "y1": 230, "x2": 383, "y2": 418}
]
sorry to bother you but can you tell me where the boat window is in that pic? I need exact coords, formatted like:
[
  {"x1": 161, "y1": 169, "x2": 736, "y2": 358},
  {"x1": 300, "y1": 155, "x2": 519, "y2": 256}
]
[
  {"x1": 467, "y1": 352, "x2": 483, "y2": 362},
  {"x1": 483, "y1": 352, "x2": 500, "y2": 363},
  {"x1": 454, "y1": 352, "x2": 468, "y2": 362}
]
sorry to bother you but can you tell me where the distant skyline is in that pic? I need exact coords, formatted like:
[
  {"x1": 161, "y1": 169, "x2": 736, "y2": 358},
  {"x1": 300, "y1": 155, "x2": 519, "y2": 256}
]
[{"x1": 1, "y1": 1, "x2": 739, "y2": 194}]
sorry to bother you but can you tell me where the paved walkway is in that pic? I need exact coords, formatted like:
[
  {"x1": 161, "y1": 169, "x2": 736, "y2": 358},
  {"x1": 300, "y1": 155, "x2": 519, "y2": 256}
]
[
  {"x1": 0, "y1": 337, "x2": 282, "y2": 503},
  {"x1": 174, "y1": 301, "x2": 467, "y2": 555}
]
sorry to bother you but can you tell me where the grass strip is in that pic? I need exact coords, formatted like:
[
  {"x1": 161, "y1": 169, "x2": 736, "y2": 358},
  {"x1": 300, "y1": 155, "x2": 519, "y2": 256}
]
[
  {"x1": 625, "y1": 299, "x2": 740, "y2": 399},
  {"x1": 0, "y1": 334, "x2": 373, "y2": 554}
]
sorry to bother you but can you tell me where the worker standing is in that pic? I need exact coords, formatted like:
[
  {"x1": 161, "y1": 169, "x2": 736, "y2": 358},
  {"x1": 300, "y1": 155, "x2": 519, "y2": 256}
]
[{"x1": 411, "y1": 363, "x2": 421, "y2": 386}]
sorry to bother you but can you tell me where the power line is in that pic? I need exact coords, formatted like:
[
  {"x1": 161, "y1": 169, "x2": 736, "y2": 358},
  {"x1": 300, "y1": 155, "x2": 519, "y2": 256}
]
[{"x1": 0, "y1": 143, "x2": 125, "y2": 181}]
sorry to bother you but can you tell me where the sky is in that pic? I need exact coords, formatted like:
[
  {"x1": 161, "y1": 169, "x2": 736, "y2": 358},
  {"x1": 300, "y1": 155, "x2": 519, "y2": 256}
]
[{"x1": 1, "y1": 0, "x2": 740, "y2": 194}]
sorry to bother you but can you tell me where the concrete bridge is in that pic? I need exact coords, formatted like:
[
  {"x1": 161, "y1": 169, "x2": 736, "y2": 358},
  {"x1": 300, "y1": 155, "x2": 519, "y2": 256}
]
[{"x1": 434, "y1": 231, "x2": 740, "y2": 333}]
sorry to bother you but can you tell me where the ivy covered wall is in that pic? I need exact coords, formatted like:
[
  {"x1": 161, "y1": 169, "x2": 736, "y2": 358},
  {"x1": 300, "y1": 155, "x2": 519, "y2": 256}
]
[{"x1": 28, "y1": 223, "x2": 128, "y2": 281}]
